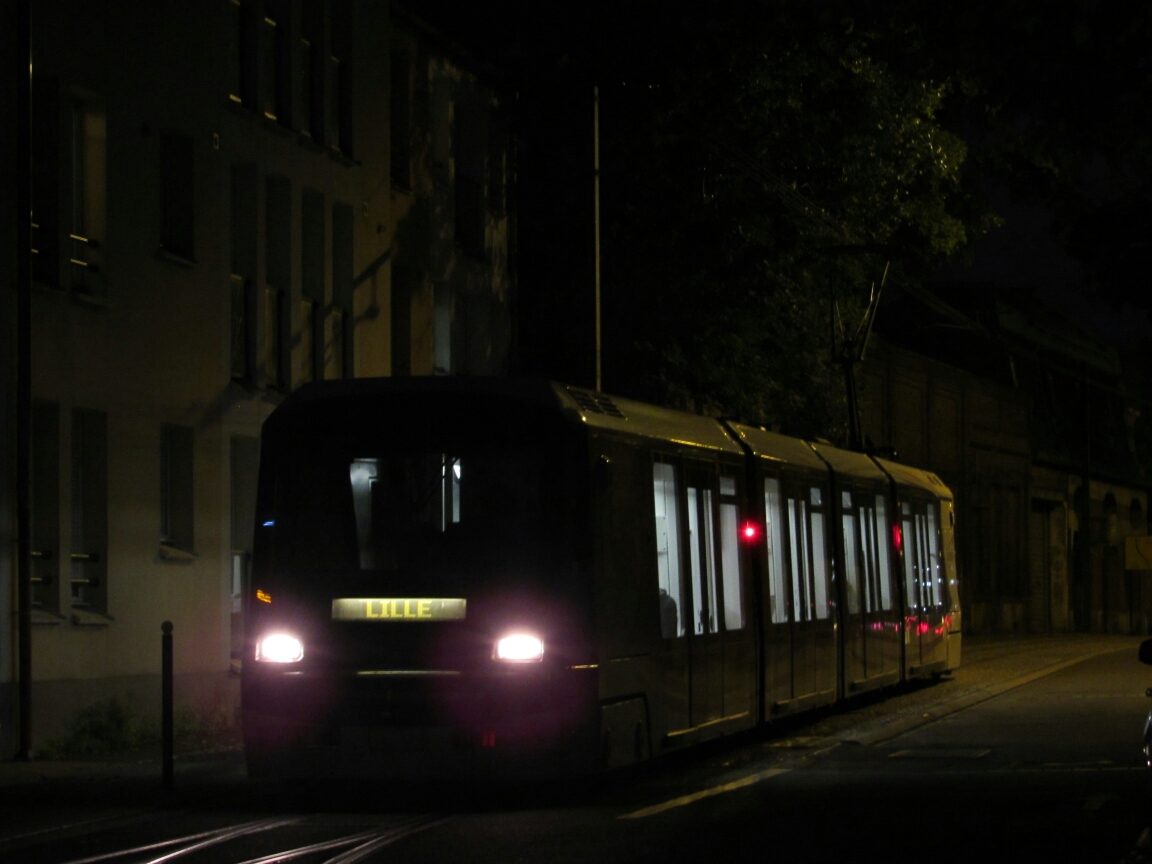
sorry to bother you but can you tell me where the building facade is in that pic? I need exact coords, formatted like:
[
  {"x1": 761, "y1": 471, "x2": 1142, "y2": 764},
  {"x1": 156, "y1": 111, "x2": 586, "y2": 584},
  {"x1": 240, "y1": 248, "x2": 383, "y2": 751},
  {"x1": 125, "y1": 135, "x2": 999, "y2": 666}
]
[
  {"x1": 863, "y1": 289, "x2": 1150, "y2": 635},
  {"x1": 1, "y1": 0, "x2": 512, "y2": 754}
]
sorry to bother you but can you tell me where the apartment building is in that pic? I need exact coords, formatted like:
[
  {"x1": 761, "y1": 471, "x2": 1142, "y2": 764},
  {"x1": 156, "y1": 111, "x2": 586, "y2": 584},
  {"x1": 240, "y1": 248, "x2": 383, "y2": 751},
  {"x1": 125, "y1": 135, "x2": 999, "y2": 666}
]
[{"x1": 0, "y1": 0, "x2": 512, "y2": 752}]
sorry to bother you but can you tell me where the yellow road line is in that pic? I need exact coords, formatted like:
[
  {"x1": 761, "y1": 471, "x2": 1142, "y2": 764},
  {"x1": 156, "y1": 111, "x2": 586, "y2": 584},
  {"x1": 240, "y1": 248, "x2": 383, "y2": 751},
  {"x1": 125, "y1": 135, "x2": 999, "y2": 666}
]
[{"x1": 619, "y1": 769, "x2": 790, "y2": 820}]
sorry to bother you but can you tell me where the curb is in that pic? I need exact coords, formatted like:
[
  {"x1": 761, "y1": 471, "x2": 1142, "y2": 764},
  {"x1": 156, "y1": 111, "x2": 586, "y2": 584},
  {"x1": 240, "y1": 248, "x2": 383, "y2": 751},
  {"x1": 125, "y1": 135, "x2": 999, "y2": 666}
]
[{"x1": 836, "y1": 645, "x2": 1136, "y2": 746}]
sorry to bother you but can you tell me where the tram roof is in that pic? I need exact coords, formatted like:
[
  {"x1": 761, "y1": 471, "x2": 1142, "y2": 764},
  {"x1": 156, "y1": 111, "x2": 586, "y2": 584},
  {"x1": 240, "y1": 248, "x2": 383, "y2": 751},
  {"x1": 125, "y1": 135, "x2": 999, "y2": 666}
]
[
  {"x1": 269, "y1": 377, "x2": 744, "y2": 453},
  {"x1": 552, "y1": 384, "x2": 744, "y2": 454},
  {"x1": 808, "y1": 441, "x2": 888, "y2": 483},
  {"x1": 874, "y1": 457, "x2": 954, "y2": 501},
  {"x1": 726, "y1": 423, "x2": 826, "y2": 471}
]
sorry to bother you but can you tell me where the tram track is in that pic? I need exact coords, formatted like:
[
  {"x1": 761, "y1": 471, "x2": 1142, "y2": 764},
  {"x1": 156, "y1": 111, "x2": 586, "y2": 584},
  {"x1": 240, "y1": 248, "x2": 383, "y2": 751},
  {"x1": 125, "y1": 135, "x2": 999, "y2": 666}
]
[{"x1": 45, "y1": 814, "x2": 451, "y2": 864}]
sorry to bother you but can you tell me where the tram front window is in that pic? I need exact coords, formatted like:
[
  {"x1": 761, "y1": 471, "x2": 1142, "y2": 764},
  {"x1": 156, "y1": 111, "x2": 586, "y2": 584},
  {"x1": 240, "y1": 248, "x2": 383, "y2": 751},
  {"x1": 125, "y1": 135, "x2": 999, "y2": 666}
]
[{"x1": 273, "y1": 446, "x2": 547, "y2": 582}]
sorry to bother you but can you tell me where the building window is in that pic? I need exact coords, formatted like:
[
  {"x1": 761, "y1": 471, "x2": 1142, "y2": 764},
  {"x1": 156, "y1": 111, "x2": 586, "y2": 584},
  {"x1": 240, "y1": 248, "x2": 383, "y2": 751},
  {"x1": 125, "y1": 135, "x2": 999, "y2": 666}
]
[
  {"x1": 230, "y1": 436, "x2": 260, "y2": 672},
  {"x1": 260, "y1": 10, "x2": 278, "y2": 120},
  {"x1": 260, "y1": 0, "x2": 291, "y2": 124},
  {"x1": 298, "y1": 298, "x2": 318, "y2": 384},
  {"x1": 160, "y1": 133, "x2": 194, "y2": 260},
  {"x1": 330, "y1": 0, "x2": 353, "y2": 155},
  {"x1": 265, "y1": 288, "x2": 287, "y2": 390},
  {"x1": 70, "y1": 96, "x2": 106, "y2": 295},
  {"x1": 332, "y1": 201, "x2": 354, "y2": 378},
  {"x1": 266, "y1": 175, "x2": 291, "y2": 390},
  {"x1": 454, "y1": 176, "x2": 484, "y2": 258},
  {"x1": 160, "y1": 424, "x2": 194, "y2": 552},
  {"x1": 390, "y1": 262, "x2": 412, "y2": 377},
  {"x1": 233, "y1": 0, "x2": 258, "y2": 110},
  {"x1": 390, "y1": 44, "x2": 410, "y2": 190},
  {"x1": 32, "y1": 402, "x2": 60, "y2": 613},
  {"x1": 231, "y1": 274, "x2": 256, "y2": 384},
  {"x1": 487, "y1": 120, "x2": 507, "y2": 219},
  {"x1": 454, "y1": 97, "x2": 485, "y2": 258},
  {"x1": 301, "y1": 187, "x2": 326, "y2": 380},
  {"x1": 72, "y1": 409, "x2": 108, "y2": 612},
  {"x1": 31, "y1": 76, "x2": 60, "y2": 287},
  {"x1": 301, "y1": 0, "x2": 325, "y2": 141},
  {"x1": 231, "y1": 162, "x2": 258, "y2": 384}
]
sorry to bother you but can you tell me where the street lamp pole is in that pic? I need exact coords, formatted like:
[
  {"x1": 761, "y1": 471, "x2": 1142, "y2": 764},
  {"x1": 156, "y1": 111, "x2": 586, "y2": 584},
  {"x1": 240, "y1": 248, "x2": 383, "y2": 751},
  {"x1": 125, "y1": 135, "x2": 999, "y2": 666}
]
[{"x1": 593, "y1": 84, "x2": 601, "y2": 392}]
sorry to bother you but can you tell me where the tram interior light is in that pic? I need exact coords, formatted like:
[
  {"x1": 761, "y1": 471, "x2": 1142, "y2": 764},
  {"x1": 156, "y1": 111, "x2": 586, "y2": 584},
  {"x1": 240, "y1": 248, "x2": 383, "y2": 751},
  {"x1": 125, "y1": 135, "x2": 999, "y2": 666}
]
[
  {"x1": 495, "y1": 633, "x2": 544, "y2": 663},
  {"x1": 256, "y1": 633, "x2": 304, "y2": 663}
]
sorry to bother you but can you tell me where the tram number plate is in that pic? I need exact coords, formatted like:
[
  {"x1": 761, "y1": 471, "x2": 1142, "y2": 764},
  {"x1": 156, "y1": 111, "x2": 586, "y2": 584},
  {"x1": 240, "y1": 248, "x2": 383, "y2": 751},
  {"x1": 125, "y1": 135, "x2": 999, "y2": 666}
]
[{"x1": 331, "y1": 598, "x2": 466, "y2": 622}]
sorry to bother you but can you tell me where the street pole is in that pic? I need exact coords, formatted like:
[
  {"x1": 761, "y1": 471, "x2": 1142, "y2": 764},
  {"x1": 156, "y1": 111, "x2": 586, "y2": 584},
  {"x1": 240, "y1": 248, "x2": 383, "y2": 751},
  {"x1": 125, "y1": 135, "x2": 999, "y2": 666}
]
[
  {"x1": 593, "y1": 84, "x2": 601, "y2": 392},
  {"x1": 15, "y1": 0, "x2": 33, "y2": 762},
  {"x1": 162, "y1": 621, "x2": 173, "y2": 789}
]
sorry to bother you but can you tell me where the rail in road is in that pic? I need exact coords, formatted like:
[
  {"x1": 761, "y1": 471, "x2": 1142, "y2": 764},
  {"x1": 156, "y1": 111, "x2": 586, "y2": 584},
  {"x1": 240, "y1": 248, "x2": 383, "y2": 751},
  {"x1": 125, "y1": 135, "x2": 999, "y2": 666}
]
[{"x1": 2, "y1": 636, "x2": 1149, "y2": 864}]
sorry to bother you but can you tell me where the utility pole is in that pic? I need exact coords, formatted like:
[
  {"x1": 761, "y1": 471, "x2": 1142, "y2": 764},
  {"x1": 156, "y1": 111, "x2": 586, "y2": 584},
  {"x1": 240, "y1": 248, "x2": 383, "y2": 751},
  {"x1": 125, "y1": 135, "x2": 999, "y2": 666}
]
[
  {"x1": 593, "y1": 85, "x2": 601, "y2": 392},
  {"x1": 13, "y1": 0, "x2": 33, "y2": 760},
  {"x1": 833, "y1": 263, "x2": 888, "y2": 452}
]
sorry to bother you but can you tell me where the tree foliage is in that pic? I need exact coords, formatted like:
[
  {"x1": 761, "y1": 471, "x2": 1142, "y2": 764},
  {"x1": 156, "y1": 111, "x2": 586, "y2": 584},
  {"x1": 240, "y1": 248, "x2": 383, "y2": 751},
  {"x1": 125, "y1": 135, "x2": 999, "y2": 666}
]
[{"x1": 601, "y1": 5, "x2": 991, "y2": 437}]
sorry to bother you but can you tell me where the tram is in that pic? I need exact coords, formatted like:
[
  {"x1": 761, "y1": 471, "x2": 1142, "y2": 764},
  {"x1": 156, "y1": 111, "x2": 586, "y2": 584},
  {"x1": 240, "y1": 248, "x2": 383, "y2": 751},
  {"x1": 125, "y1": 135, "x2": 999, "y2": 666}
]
[{"x1": 241, "y1": 378, "x2": 960, "y2": 779}]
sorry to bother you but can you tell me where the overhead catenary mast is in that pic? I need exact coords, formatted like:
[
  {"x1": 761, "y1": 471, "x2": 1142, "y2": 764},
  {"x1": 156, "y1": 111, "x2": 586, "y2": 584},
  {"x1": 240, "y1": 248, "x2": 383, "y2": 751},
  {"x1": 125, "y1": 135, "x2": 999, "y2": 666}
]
[
  {"x1": 593, "y1": 84, "x2": 601, "y2": 392},
  {"x1": 833, "y1": 261, "x2": 889, "y2": 452}
]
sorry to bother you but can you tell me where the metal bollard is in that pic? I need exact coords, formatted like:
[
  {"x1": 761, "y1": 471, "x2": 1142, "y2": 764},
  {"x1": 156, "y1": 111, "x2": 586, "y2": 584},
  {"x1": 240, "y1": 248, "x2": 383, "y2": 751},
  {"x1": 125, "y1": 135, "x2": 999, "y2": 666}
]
[{"x1": 162, "y1": 620, "x2": 173, "y2": 790}]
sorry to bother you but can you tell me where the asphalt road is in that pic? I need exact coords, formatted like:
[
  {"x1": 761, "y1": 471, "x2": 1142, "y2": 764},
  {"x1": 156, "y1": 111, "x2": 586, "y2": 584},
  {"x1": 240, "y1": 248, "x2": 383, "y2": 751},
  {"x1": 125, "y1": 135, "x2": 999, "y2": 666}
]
[{"x1": 2, "y1": 646, "x2": 1150, "y2": 864}]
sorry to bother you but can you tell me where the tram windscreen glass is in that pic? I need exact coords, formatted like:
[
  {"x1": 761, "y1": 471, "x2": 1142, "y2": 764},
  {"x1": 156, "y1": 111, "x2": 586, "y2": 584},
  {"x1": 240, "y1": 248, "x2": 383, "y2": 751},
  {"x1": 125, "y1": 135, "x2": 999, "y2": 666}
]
[{"x1": 275, "y1": 448, "x2": 545, "y2": 577}]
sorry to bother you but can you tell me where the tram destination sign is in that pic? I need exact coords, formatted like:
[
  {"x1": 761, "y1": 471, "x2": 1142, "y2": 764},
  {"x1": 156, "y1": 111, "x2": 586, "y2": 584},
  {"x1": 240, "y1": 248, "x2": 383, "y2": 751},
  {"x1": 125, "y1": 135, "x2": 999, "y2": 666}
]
[{"x1": 331, "y1": 597, "x2": 467, "y2": 621}]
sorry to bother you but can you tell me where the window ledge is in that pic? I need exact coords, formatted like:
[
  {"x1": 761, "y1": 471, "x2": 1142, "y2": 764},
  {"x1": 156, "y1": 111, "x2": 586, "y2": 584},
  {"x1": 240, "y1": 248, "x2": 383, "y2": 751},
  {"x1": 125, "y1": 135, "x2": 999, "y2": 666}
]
[
  {"x1": 32, "y1": 610, "x2": 66, "y2": 626},
  {"x1": 72, "y1": 288, "x2": 110, "y2": 309},
  {"x1": 159, "y1": 543, "x2": 199, "y2": 563},
  {"x1": 328, "y1": 148, "x2": 360, "y2": 169},
  {"x1": 71, "y1": 609, "x2": 113, "y2": 627},
  {"x1": 297, "y1": 133, "x2": 327, "y2": 154},
  {"x1": 157, "y1": 248, "x2": 196, "y2": 268}
]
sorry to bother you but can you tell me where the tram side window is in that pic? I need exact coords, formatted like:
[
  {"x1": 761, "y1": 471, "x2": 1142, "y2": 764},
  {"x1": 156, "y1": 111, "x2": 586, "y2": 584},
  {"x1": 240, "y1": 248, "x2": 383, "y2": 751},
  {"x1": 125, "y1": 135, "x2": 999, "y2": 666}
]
[
  {"x1": 764, "y1": 478, "x2": 788, "y2": 624},
  {"x1": 841, "y1": 491, "x2": 861, "y2": 615},
  {"x1": 901, "y1": 502, "x2": 919, "y2": 612},
  {"x1": 809, "y1": 487, "x2": 831, "y2": 620},
  {"x1": 857, "y1": 499, "x2": 877, "y2": 613},
  {"x1": 787, "y1": 494, "x2": 810, "y2": 621},
  {"x1": 653, "y1": 462, "x2": 685, "y2": 638},
  {"x1": 925, "y1": 504, "x2": 942, "y2": 608},
  {"x1": 686, "y1": 485, "x2": 720, "y2": 635},
  {"x1": 719, "y1": 499, "x2": 744, "y2": 629},
  {"x1": 875, "y1": 494, "x2": 894, "y2": 610}
]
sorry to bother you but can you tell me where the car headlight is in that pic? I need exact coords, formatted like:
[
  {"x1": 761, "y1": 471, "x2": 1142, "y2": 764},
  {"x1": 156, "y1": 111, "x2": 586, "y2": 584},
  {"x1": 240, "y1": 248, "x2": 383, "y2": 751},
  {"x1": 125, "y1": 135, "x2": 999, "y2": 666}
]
[
  {"x1": 495, "y1": 633, "x2": 544, "y2": 663},
  {"x1": 256, "y1": 633, "x2": 304, "y2": 663}
]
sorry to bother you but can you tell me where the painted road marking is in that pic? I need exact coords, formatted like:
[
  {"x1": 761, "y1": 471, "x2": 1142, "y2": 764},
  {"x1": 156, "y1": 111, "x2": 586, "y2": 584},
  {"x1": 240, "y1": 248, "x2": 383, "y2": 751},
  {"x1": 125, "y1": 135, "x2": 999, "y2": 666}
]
[
  {"x1": 1083, "y1": 792, "x2": 1120, "y2": 811},
  {"x1": 619, "y1": 769, "x2": 790, "y2": 820},
  {"x1": 888, "y1": 748, "x2": 990, "y2": 759}
]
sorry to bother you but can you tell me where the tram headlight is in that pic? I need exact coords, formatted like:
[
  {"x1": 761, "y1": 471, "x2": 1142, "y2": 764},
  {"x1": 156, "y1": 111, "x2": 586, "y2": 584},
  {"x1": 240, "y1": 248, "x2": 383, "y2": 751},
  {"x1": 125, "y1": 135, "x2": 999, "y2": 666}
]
[
  {"x1": 494, "y1": 633, "x2": 544, "y2": 663},
  {"x1": 256, "y1": 633, "x2": 304, "y2": 663}
]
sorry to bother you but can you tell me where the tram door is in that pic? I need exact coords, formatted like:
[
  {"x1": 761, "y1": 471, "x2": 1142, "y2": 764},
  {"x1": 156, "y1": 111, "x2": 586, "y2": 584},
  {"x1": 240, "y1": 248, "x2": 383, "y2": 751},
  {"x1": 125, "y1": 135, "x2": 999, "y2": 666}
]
[
  {"x1": 761, "y1": 474, "x2": 794, "y2": 712},
  {"x1": 684, "y1": 464, "x2": 724, "y2": 726},
  {"x1": 900, "y1": 498, "x2": 947, "y2": 671},
  {"x1": 839, "y1": 489, "x2": 867, "y2": 687},
  {"x1": 841, "y1": 486, "x2": 902, "y2": 687},
  {"x1": 784, "y1": 478, "x2": 837, "y2": 700},
  {"x1": 653, "y1": 460, "x2": 690, "y2": 735},
  {"x1": 859, "y1": 489, "x2": 900, "y2": 679}
]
